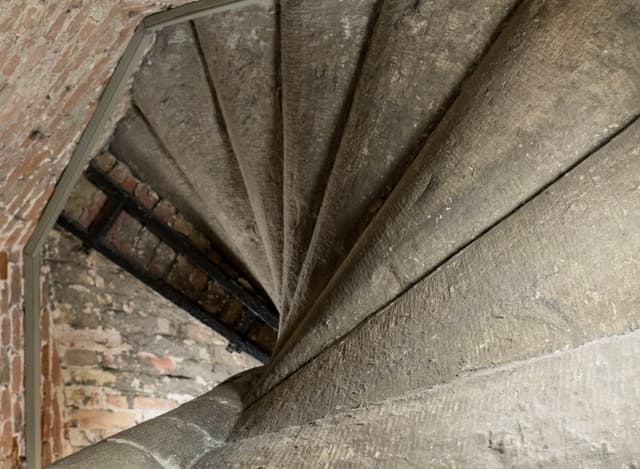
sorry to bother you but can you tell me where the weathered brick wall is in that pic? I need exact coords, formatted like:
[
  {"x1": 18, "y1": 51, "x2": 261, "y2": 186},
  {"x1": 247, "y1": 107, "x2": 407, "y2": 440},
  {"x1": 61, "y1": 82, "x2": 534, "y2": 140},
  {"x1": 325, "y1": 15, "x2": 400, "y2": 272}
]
[
  {"x1": 44, "y1": 229, "x2": 259, "y2": 459},
  {"x1": 0, "y1": 2, "x2": 195, "y2": 466},
  {"x1": 39, "y1": 272, "x2": 68, "y2": 467},
  {"x1": 0, "y1": 252, "x2": 24, "y2": 467},
  {"x1": 0, "y1": 249, "x2": 67, "y2": 469}
]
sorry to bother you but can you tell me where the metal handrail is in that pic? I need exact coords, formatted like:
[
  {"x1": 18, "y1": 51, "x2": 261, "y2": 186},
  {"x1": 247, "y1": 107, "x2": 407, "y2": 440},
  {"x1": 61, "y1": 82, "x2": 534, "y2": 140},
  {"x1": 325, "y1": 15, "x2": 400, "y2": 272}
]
[{"x1": 22, "y1": 1, "x2": 255, "y2": 467}]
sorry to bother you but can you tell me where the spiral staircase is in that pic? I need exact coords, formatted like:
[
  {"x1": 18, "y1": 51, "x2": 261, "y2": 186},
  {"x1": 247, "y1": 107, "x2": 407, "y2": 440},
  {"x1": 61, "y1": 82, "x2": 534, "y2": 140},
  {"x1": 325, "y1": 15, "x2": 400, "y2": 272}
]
[{"x1": 51, "y1": 0, "x2": 640, "y2": 467}]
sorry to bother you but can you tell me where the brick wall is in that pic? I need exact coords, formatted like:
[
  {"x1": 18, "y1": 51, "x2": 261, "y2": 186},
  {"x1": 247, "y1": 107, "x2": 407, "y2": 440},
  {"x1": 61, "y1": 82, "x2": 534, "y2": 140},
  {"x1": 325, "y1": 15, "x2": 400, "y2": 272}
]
[
  {"x1": 44, "y1": 229, "x2": 259, "y2": 459},
  {"x1": 62, "y1": 152, "x2": 277, "y2": 355},
  {"x1": 0, "y1": 2, "x2": 191, "y2": 466},
  {"x1": 0, "y1": 250, "x2": 24, "y2": 468},
  {"x1": 39, "y1": 272, "x2": 68, "y2": 467}
]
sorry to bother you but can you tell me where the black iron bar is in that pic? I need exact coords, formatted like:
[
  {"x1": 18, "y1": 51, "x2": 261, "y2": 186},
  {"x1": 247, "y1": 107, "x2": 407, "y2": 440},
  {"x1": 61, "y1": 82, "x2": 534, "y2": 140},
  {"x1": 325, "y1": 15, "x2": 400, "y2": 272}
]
[
  {"x1": 84, "y1": 165, "x2": 279, "y2": 330},
  {"x1": 57, "y1": 215, "x2": 269, "y2": 363}
]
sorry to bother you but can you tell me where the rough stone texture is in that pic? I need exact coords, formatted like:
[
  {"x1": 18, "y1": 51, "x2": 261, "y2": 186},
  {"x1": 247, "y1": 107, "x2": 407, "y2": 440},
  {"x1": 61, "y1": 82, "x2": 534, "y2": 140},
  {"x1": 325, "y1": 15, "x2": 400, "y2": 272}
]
[
  {"x1": 265, "y1": 0, "x2": 640, "y2": 393},
  {"x1": 201, "y1": 331, "x2": 640, "y2": 468},
  {"x1": 47, "y1": 440, "x2": 164, "y2": 469},
  {"x1": 50, "y1": 369, "x2": 258, "y2": 468},
  {"x1": 133, "y1": 22, "x2": 276, "y2": 301},
  {"x1": 282, "y1": 0, "x2": 517, "y2": 347},
  {"x1": 195, "y1": 1, "x2": 284, "y2": 301},
  {"x1": 279, "y1": 0, "x2": 379, "y2": 314},
  {"x1": 0, "y1": 2, "x2": 190, "y2": 465},
  {"x1": 44, "y1": 230, "x2": 259, "y2": 455},
  {"x1": 241, "y1": 115, "x2": 640, "y2": 434}
]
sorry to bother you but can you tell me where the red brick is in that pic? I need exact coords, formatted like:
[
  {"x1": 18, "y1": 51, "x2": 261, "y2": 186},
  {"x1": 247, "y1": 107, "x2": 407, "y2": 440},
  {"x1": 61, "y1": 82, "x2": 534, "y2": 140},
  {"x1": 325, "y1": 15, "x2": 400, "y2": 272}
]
[
  {"x1": 173, "y1": 214, "x2": 193, "y2": 238},
  {"x1": 134, "y1": 183, "x2": 159, "y2": 210},
  {"x1": 148, "y1": 243, "x2": 176, "y2": 278},
  {"x1": 52, "y1": 397, "x2": 64, "y2": 457},
  {"x1": 0, "y1": 420, "x2": 11, "y2": 460},
  {"x1": 108, "y1": 162, "x2": 137, "y2": 193},
  {"x1": 0, "y1": 318, "x2": 9, "y2": 348},
  {"x1": 137, "y1": 352, "x2": 176, "y2": 374},
  {"x1": 41, "y1": 402, "x2": 51, "y2": 444},
  {"x1": 2, "y1": 54, "x2": 20, "y2": 77},
  {"x1": 10, "y1": 354, "x2": 21, "y2": 395},
  {"x1": 8, "y1": 264, "x2": 21, "y2": 306},
  {"x1": 167, "y1": 256, "x2": 208, "y2": 298},
  {"x1": 132, "y1": 396, "x2": 177, "y2": 411},
  {"x1": 41, "y1": 343, "x2": 50, "y2": 381},
  {"x1": 93, "y1": 153, "x2": 117, "y2": 174},
  {"x1": 0, "y1": 251, "x2": 6, "y2": 280},
  {"x1": 0, "y1": 388, "x2": 9, "y2": 420},
  {"x1": 133, "y1": 229, "x2": 160, "y2": 266},
  {"x1": 11, "y1": 307, "x2": 21, "y2": 351},
  {"x1": 71, "y1": 409, "x2": 135, "y2": 431},
  {"x1": 0, "y1": 289, "x2": 8, "y2": 317},
  {"x1": 12, "y1": 399, "x2": 21, "y2": 435},
  {"x1": 153, "y1": 200, "x2": 176, "y2": 226},
  {"x1": 103, "y1": 212, "x2": 143, "y2": 260},
  {"x1": 78, "y1": 189, "x2": 108, "y2": 229},
  {"x1": 51, "y1": 345, "x2": 62, "y2": 388},
  {"x1": 42, "y1": 438, "x2": 52, "y2": 467},
  {"x1": 40, "y1": 307, "x2": 50, "y2": 344},
  {"x1": 45, "y1": 12, "x2": 67, "y2": 40},
  {"x1": 106, "y1": 394, "x2": 128, "y2": 409},
  {"x1": 10, "y1": 436, "x2": 19, "y2": 468},
  {"x1": 189, "y1": 230, "x2": 210, "y2": 253}
]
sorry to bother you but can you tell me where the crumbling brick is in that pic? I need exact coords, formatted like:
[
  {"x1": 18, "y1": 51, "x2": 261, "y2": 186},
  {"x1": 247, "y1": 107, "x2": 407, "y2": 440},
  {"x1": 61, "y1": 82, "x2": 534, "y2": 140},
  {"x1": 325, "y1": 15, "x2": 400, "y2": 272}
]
[
  {"x1": 167, "y1": 256, "x2": 208, "y2": 299},
  {"x1": 148, "y1": 242, "x2": 176, "y2": 279},
  {"x1": 133, "y1": 183, "x2": 159, "y2": 210},
  {"x1": 108, "y1": 162, "x2": 137, "y2": 193}
]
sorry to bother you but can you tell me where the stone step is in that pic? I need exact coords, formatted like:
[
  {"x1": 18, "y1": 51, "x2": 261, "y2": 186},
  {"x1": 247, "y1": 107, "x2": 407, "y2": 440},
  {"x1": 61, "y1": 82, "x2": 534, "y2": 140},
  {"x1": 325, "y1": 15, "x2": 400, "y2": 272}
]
[
  {"x1": 49, "y1": 369, "x2": 258, "y2": 468},
  {"x1": 279, "y1": 0, "x2": 379, "y2": 315},
  {"x1": 133, "y1": 22, "x2": 276, "y2": 301},
  {"x1": 240, "y1": 115, "x2": 640, "y2": 434},
  {"x1": 194, "y1": 0, "x2": 284, "y2": 305},
  {"x1": 205, "y1": 329, "x2": 640, "y2": 467},
  {"x1": 264, "y1": 0, "x2": 640, "y2": 392},
  {"x1": 281, "y1": 0, "x2": 517, "y2": 348}
]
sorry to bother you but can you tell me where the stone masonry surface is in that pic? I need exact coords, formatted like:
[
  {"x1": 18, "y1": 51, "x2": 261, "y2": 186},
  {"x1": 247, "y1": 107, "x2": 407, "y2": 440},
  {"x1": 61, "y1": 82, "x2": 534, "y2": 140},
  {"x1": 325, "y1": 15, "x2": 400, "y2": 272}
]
[{"x1": 44, "y1": 229, "x2": 259, "y2": 460}]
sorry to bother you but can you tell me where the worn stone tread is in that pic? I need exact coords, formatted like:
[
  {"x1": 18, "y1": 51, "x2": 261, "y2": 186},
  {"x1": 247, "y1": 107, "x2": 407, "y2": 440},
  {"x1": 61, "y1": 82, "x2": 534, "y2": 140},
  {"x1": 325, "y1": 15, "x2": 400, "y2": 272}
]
[
  {"x1": 281, "y1": 0, "x2": 517, "y2": 348},
  {"x1": 195, "y1": 1, "x2": 283, "y2": 302},
  {"x1": 242, "y1": 114, "x2": 640, "y2": 434},
  {"x1": 279, "y1": 0, "x2": 379, "y2": 314},
  {"x1": 133, "y1": 22, "x2": 276, "y2": 300},
  {"x1": 202, "y1": 331, "x2": 640, "y2": 468},
  {"x1": 264, "y1": 0, "x2": 640, "y2": 393}
]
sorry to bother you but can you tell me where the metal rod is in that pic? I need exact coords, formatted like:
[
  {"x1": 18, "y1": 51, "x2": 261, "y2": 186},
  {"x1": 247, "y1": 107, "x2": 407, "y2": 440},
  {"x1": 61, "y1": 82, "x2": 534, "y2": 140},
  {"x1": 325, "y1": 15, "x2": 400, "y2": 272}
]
[
  {"x1": 142, "y1": 0, "x2": 259, "y2": 30},
  {"x1": 57, "y1": 216, "x2": 269, "y2": 363},
  {"x1": 23, "y1": 254, "x2": 41, "y2": 469},
  {"x1": 88, "y1": 197, "x2": 124, "y2": 240},
  {"x1": 85, "y1": 166, "x2": 279, "y2": 330}
]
